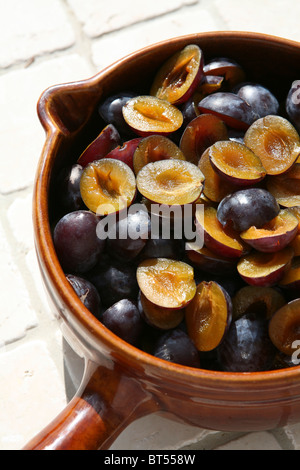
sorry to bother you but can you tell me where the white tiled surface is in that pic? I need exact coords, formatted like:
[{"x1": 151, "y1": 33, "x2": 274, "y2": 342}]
[{"x1": 1, "y1": 0, "x2": 300, "y2": 451}]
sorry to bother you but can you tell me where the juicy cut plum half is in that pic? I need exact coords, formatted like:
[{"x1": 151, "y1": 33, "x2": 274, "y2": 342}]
[
  {"x1": 208, "y1": 140, "x2": 266, "y2": 186},
  {"x1": 136, "y1": 159, "x2": 204, "y2": 206},
  {"x1": 136, "y1": 258, "x2": 196, "y2": 309},
  {"x1": 150, "y1": 44, "x2": 204, "y2": 105},
  {"x1": 240, "y1": 209, "x2": 299, "y2": 252},
  {"x1": 185, "y1": 281, "x2": 232, "y2": 352}
]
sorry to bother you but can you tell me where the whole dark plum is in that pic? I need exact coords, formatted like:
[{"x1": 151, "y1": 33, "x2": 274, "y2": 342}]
[
  {"x1": 98, "y1": 91, "x2": 137, "y2": 137},
  {"x1": 233, "y1": 82, "x2": 279, "y2": 118},
  {"x1": 106, "y1": 209, "x2": 151, "y2": 261},
  {"x1": 153, "y1": 328, "x2": 201, "y2": 368},
  {"x1": 101, "y1": 298, "x2": 144, "y2": 345},
  {"x1": 217, "y1": 313, "x2": 276, "y2": 372},
  {"x1": 53, "y1": 210, "x2": 105, "y2": 273},
  {"x1": 66, "y1": 274, "x2": 101, "y2": 319},
  {"x1": 217, "y1": 188, "x2": 280, "y2": 232},
  {"x1": 87, "y1": 259, "x2": 139, "y2": 308},
  {"x1": 57, "y1": 164, "x2": 85, "y2": 214},
  {"x1": 286, "y1": 80, "x2": 300, "y2": 132}
]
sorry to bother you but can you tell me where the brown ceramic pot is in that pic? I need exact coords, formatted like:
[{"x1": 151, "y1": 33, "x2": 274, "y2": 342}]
[{"x1": 24, "y1": 32, "x2": 300, "y2": 450}]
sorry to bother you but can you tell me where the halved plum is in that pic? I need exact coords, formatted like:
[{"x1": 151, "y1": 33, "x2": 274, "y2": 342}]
[
  {"x1": 217, "y1": 188, "x2": 280, "y2": 232},
  {"x1": 268, "y1": 298, "x2": 300, "y2": 356},
  {"x1": 203, "y1": 57, "x2": 246, "y2": 89},
  {"x1": 198, "y1": 149, "x2": 238, "y2": 203},
  {"x1": 138, "y1": 291, "x2": 185, "y2": 330},
  {"x1": 279, "y1": 256, "x2": 300, "y2": 291},
  {"x1": 208, "y1": 140, "x2": 266, "y2": 186},
  {"x1": 103, "y1": 137, "x2": 142, "y2": 171},
  {"x1": 232, "y1": 285, "x2": 286, "y2": 321},
  {"x1": 150, "y1": 44, "x2": 204, "y2": 105},
  {"x1": 122, "y1": 95, "x2": 183, "y2": 137},
  {"x1": 80, "y1": 158, "x2": 136, "y2": 215},
  {"x1": 179, "y1": 114, "x2": 229, "y2": 166},
  {"x1": 291, "y1": 235, "x2": 300, "y2": 256},
  {"x1": 237, "y1": 247, "x2": 294, "y2": 287},
  {"x1": 198, "y1": 92, "x2": 257, "y2": 131},
  {"x1": 136, "y1": 258, "x2": 196, "y2": 309},
  {"x1": 185, "y1": 281, "x2": 232, "y2": 352},
  {"x1": 244, "y1": 115, "x2": 300, "y2": 175},
  {"x1": 266, "y1": 163, "x2": 300, "y2": 207},
  {"x1": 136, "y1": 159, "x2": 204, "y2": 206},
  {"x1": 195, "y1": 205, "x2": 248, "y2": 258},
  {"x1": 185, "y1": 241, "x2": 237, "y2": 274},
  {"x1": 240, "y1": 209, "x2": 299, "y2": 252},
  {"x1": 288, "y1": 206, "x2": 300, "y2": 232},
  {"x1": 77, "y1": 124, "x2": 121, "y2": 167},
  {"x1": 133, "y1": 135, "x2": 185, "y2": 175}
]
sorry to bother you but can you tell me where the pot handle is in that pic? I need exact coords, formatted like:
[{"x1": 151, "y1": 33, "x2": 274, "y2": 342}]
[{"x1": 23, "y1": 360, "x2": 157, "y2": 450}]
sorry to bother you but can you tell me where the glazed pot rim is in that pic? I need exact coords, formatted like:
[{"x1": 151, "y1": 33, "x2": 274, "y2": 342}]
[{"x1": 34, "y1": 30, "x2": 300, "y2": 387}]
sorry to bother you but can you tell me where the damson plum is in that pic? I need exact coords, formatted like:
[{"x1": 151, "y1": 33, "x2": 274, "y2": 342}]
[
  {"x1": 185, "y1": 281, "x2": 232, "y2": 351},
  {"x1": 217, "y1": 313, "x2": 276, "y2": 372},
  {"x1": 80, "y1": 158, "x2": 136, "y2": 215},
  {"x1": 106, "y1": 209, "x2": 151, "y2": 261},
  {"x1": 87, "y1": 259, "x2": 139, "y2": 308},
  {"x1": 232, "y1": 285, "x2": 286, "y2": 321},
  {"x1": 133, "y1": 135, "x2": 185, "y2": 175},
  {"x1": 179, "y1": 114, "x2": 229, "y2": 166},
  {"x1": 66, "y1": 274, "x2": 101, "y2": 319},
  {"x1": 268, "y1": 299, "x2": 300, "y2": 356},
  {"x1": 266, "y1": 163, "x2": 300, "y2": 207},
  {"x1": 136, "y1": 159, "x2": 204, "y2": 206},
  {"x1": 150, "y1": 44, "x2": 204, "y2": 105},
  {"x1": 203, "y1": 57, "x2": 246, "y2": 89},
  {"x1": 122, "y1": 95, "x2": 183, "y2": 137},
  {"x1": 233, "y1": 82, "x2": 279, "y2": 118},
  {"x1": 77, "y1": 124, "x2": 121, "y2": 167},
  {"x1": 153, "y1": 328, "x2": 201, "y2": 368},
  {"x1": 237, "y1": 247, "x2": 294, "y2": 287},
  {"x1": 53, "y1": 210, "x2": 105, "y2": 274},
  {"x1": 136, "y1": 258, "x2": 196, "y2": 309},
  {"x1": 244, "y1": 115, "x2": 300, "y2": 175},
  {"x1": 198, "y1": 149, "x2": 237, "y2": 203},
  {"x1": 138, "y1": 291, "x2": 185, "y2": 330},
  {"x1": 208, "y1": 141, "x2": 266, "y2": 186},
  {"x1": 195, "y1": 205, "x2": 248, "y2": 259},
  {"x1": 217, "y1": 188, "x2": 280, "y2": 232},
  {"x1": 198, "y1": 92, "x2": 257, "y2": 130},
  {"x1": 98, "y1": 91, "x2": 137, "y2": 137},
  {"x1": 285, "y1": 80, "x2": 300, "y2": 132},
  {"x1": 240, "y1": 209, "x2": 299, "y2": 252},
  {"x1": 100, "y1": 299, "x2": 144, "y2": 345}
]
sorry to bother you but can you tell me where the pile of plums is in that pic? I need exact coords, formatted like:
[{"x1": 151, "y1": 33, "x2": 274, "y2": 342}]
[{"x1": 52, "y1": 44, "x2": 300, "y2": 372}]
